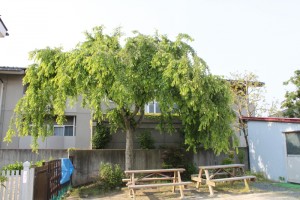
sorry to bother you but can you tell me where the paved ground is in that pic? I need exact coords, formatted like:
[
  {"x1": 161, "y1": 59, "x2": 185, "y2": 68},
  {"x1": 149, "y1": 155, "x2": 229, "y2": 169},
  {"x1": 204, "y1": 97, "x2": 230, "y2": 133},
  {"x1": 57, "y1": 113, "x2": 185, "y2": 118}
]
[{"x1": 66, "y1": 182, "x2": 300, "y2": 200}]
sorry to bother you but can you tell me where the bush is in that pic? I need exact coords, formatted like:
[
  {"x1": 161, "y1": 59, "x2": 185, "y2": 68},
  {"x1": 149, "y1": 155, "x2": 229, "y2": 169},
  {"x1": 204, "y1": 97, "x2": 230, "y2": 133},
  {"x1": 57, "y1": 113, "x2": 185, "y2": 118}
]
[
  {"x1": 99, "y1": 163, "x2": 124, "y2": 189},
  {"x1": 161, "y1": 148, "x2": 197, "y2": 180},
  {"x1": 137, "y1": 131, "x2": 155, "y2": 149},
  {"x1": 2, "y1": 161, "x2": 23, "y2": 171},
  {"x1": 92, "y1": 123, "x2": 111, "y2": 149},
  {"x1": 0, "y1": 176, "x2": 7, "y2": 187},
  {"x1": 221, "y1": 150, "x2": 235, "y2": 165}
]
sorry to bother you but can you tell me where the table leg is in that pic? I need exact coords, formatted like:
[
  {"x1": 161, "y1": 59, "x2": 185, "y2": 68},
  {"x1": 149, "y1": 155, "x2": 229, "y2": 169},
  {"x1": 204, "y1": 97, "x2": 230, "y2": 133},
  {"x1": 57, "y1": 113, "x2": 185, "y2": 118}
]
[
  {"x1": 177, "y1": 171, "x2": 184, "y2": 199},
  {"x1": 244, "y1": 179, "x2": 250, "y2": 191},
  {"x1": 205, "y1": 169, "x2": 214, "y2": 196},
  {"x1": 172, "y1": 171, "x2": 177, "y2": 193},
  {"x1": 130, "y1": 173, "x2": 135, "y2": 197},
  {"x1": 196, "y1": 168, "x2": 203, "y2": 189}
]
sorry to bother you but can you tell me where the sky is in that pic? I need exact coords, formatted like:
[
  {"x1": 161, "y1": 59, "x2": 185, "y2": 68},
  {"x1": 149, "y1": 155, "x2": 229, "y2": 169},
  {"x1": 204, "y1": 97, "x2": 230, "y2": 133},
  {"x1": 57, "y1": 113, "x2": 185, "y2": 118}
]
[{"x1": 1, "y1": 0, "x2": 300, "y2": 109}]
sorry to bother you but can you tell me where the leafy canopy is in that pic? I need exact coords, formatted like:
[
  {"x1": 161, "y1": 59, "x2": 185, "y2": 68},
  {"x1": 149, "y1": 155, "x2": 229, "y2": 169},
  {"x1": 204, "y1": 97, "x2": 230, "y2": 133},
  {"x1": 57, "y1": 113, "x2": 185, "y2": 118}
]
[
  {"x1": 282, "y1": 70, "x2": 300, "y2": 117},
  {"x1": 5, "y1": 26, "x2": 235, "y2": 154}
]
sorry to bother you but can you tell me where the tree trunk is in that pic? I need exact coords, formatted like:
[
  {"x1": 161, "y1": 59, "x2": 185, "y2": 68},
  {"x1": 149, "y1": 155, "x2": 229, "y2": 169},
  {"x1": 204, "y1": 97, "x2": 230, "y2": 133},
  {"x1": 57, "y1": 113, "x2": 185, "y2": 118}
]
[
  {"x1": 125, "y1": 128, "x2": 134, "y2": 170},
  {"x1": 243, "y1": 129, "x2": 251, "y2": 170}
]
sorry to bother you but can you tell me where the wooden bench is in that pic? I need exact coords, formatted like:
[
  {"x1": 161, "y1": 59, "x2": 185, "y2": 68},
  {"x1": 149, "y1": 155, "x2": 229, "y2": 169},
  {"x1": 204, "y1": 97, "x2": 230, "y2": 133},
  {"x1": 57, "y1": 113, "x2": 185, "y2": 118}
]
[
  {"x1": 192, "y1": 164, "x2": 256, "y2": 196},
  {"x1": 128, "y1": 181, "x2": 192, "y2": 189},
  {"x1": 125, "y1": 168, "x2": 191, "y2": 199},
  {"x1": 122, "y1": 177, "x2": 174, "y2": 184},
  {"x1": 206, "y1": 175, "x2": 256, "y2": 187}
]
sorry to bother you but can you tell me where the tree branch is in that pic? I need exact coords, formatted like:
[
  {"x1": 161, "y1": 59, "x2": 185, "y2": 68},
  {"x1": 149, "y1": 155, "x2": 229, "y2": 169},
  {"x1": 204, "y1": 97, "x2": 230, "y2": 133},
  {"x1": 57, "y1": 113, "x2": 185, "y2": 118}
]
[
  {"x1": 135, "y1": 107, "x2": 145, "y2": 128},
  {"x1": 131, "y1": 105, "x2": 140, "y2": 118}
]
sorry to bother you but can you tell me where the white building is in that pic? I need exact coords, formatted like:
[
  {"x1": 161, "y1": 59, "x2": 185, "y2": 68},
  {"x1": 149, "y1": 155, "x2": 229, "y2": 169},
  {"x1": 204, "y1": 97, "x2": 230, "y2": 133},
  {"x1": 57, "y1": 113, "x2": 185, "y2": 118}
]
[{"x1": 243, "y1": 117, "x2": 300, "y2": 183}]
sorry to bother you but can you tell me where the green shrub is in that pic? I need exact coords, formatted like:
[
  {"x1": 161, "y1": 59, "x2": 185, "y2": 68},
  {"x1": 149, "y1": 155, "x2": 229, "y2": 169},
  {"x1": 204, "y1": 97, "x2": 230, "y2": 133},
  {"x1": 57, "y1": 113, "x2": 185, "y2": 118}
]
[
  {"x1": 237, "y1": 150, "x2": 245, "y2": 164},
  {"x1": 99, "y1": 163, "x2": 124, "y2": 189},
  {"x1": 2, "y1": 162, "x2": 23, "y2": 172},
  {"x1": 162, "y1": 148, "x2": 185, "y2": 168},
  {"x1": 221, "y1": 157, "x2": 233, "y2": 165},
  {"x1": 0, "y1": 176, "x2": 7, "y2": 187},
  {"x1": 137, "y1": 131, "x2": 155, "y2": 149},
  {"x1": 245, "y1": 171, "x2": 268, "y2": 182},
  {"x1": 92, "y1": 123, "x2": 111, "y2": 149},
  {"x1": 221, "y1": 150, "x2": 235, "y2": 164},
  {"x1": 161, "y1": 148, "x2": 196, "y2": 180},
  {"x1": 33, "y1": 160, "x2": 45, "y2": 167}
]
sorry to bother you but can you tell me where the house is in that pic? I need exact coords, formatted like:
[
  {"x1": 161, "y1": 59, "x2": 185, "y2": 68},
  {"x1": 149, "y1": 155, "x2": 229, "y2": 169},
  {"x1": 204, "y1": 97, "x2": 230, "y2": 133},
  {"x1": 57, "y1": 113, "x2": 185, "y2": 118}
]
[
  {"x1": 0, "y1": 65, "x2": 261, "y2": 151},
  {"x1": 242, "y1": 116, "x2": 300, "y2": 183},
  {"x1": 0, "y1": 16, "x2": 9, "y2": 37},
  {"x1": 0, "y1": 67, "x2": 183, "y2": 150},
  {"x1": 0, "y1": 67, "x2": 91, "y2": 149}
]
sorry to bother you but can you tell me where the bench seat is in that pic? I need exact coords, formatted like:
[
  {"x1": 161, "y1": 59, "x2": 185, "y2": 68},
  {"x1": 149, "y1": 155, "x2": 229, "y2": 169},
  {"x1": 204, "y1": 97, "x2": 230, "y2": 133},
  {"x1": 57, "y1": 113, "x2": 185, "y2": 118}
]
[
  {"x1": 128, "y1": 181, "x2": 192, "y2": 189},
  {"x1": 122, "y1": 177, "x2": 174, "y2": 182},
  {"x1": 212, "y1": 175, "x2": 256, "y2": 182}
]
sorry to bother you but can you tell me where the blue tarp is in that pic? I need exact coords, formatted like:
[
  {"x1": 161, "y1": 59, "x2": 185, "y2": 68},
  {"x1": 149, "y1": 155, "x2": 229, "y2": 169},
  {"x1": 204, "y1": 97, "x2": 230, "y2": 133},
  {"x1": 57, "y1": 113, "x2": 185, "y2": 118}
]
[{"x1": 60, "y1": 158, "x2": 74, "y2": 185}]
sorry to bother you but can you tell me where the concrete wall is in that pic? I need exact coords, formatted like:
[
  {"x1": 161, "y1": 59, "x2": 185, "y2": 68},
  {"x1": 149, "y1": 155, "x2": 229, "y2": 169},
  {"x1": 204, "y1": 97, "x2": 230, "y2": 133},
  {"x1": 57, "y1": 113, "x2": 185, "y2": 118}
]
[
  {"x1": 105, "y1": 119, "x2": 182, "y2": 149},
  {"x1": 248, "y1": 121, "x2": 300, "y2": 182},
  {"x1": 0, "y1": 149, "x2": 68, "y2": 169},
  {"x1": 69, "y1": 148, "x2": 248, "y2": 186}
]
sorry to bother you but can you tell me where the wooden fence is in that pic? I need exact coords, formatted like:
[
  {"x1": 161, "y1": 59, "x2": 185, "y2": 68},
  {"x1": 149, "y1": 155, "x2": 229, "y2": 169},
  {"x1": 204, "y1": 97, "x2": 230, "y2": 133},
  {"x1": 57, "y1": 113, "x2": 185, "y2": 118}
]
[
  {"x1": 0, "y1": 160, "x2": 66, "y2": 200},
  {"x1": 33, "y1": 159, "x2": 62, "y2": 200},
  {"x1": 0, "y1": 162, "x2": 34, "y2": 200}
]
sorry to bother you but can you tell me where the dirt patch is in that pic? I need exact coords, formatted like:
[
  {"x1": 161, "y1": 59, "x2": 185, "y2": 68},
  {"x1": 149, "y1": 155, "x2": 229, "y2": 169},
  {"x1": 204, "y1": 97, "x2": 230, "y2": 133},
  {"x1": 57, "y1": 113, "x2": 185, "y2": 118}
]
[{"x1": 66, "y1": 182, "x2": 300, "y2": 200}]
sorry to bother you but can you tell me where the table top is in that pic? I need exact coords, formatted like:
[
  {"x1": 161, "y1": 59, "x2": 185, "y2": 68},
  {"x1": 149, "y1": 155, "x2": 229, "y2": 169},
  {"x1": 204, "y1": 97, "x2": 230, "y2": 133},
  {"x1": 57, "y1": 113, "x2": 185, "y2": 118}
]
[
  {"x1": 125, "y1": 168, "x2": 186, "y2": 174},
  {"x1": 198, "y1": 164, "x2": 245, "y2": 170}
]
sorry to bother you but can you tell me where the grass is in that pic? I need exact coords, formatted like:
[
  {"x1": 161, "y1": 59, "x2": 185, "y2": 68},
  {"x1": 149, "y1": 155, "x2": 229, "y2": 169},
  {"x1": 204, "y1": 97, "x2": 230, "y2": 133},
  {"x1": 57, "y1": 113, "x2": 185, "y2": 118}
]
[
  {"x1": 63, "y1": 182, "x2": 123, "y2": 199},
  {"x1": 273, "y1": 182, "x2": 300, "y2": 189}
]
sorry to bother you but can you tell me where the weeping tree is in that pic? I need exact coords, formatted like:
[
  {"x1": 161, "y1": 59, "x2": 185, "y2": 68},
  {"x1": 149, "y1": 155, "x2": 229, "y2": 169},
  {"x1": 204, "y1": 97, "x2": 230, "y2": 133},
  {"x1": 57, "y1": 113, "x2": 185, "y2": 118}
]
[{"x1": 5, "y1": 27, "x2": 235, "y2": 170}]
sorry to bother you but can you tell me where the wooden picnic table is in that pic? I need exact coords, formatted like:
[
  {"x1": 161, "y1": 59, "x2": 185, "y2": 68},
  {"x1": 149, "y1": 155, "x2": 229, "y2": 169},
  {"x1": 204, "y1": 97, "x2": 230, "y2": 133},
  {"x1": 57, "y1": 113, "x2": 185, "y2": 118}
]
[
  {"x1": 123, "y1": 168, "x2": 192, "y2": 199},
  {"x1": 191, "y1": 164, "x2": 256, "y2": 196}
]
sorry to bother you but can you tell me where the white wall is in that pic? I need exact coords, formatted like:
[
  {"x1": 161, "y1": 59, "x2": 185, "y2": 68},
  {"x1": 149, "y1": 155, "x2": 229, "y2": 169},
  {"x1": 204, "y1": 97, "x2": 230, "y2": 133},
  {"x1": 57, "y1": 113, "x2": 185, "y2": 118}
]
[{"x1": 248, "y1": 121, "x2": 300, "y2": 182}]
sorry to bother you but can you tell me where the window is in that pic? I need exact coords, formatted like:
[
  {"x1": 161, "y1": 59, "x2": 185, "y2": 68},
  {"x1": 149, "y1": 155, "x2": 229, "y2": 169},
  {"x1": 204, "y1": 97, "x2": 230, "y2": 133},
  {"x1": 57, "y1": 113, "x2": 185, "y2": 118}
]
[
  {"x1": 53, "y1": 116, "x2": 76, "y2": 136},
  {"x1": 145, "y1": 101, "x2": 160, "y2": 113},
  {"x1": 285, "y1": 132, "x2": 300, "y2": 155}
]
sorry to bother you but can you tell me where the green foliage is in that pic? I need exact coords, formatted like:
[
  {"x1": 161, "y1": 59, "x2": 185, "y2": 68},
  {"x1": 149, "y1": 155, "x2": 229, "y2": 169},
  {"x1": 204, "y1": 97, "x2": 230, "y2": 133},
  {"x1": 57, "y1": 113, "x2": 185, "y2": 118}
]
[
  {"x1": 2, "y1": 161, "x2": 23, "y2": 172},
  {"x1": 0, "y1": 176, "x2": 7, "y2": 187},
  {"x1": 92, "y1": 123, "x2": 111, "y2": 149},
  {"x1": 5, "y1": 26, "x2": 235, "y2": 169},
  {"x1": 161, "y1": 148, "x2": 197, "y2": 180},
  {"x1": 221, "y1": 150, "x2": 235, "y2": 165},
  {"x1": 245, "y1": 171, "x2": 268, "y2": 182},
  {"x1": 282, "y1": 70, "x2": 300, "y2": 117},
  {"x1": 137, "y1": 131, "x2": 155, "y2": 149},
  {"x1": 99, "y1": 163, "x2": 124, "y2": 189},
  {"x1": 221, "y1": 158, "x2": 233, "y2": 165},
  {"x1": 237, "y1": 150, "x2": 245, "y2": 164},
  {"x1": 33, "y1": 160, "x2": 45, "y2": 167}
]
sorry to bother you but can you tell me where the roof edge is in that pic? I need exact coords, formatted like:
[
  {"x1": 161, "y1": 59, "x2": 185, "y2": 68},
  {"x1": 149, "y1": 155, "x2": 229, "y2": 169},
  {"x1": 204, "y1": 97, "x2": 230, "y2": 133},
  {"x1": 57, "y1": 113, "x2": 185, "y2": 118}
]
[{"x1": 241, "y1": 116, "x2": 300, "y2": 123}]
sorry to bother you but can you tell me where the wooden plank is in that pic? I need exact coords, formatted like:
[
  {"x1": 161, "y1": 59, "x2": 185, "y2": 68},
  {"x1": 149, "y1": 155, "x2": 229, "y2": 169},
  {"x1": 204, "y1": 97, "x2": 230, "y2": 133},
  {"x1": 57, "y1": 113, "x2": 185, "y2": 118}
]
[
  {"x1": 122, "y1": 177, "x2": 174, "y2": 182},
  {"x1": 212, "y1": 176, "x2": 256, "y2": 182},
  {"x1": 198, "y1": 164, "x2": 245, "y2": 170},
  {"x1": 128, "y1": 181, "x2": 192, "y2": 189},
  {"x1": 125, "y1": 168, "x2": 185, "y2": 174}
]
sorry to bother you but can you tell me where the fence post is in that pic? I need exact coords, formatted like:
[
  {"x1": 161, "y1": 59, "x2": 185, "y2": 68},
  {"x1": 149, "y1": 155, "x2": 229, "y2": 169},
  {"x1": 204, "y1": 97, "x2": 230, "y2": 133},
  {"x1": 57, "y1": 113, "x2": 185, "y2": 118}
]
[{"x1": 21, "y1": 161, "x2": 31, "y2": 200}]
